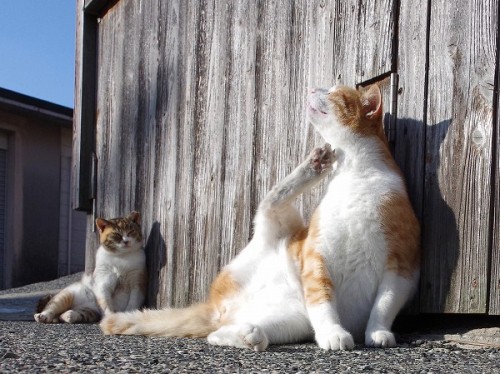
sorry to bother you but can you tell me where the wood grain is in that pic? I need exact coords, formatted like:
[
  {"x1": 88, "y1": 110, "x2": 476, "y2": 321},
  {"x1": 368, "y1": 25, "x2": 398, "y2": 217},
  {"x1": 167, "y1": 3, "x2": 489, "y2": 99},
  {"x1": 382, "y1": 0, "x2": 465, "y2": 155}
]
[
  {"x1": 76, "y1": 0, "x2": 498, "y2": 314},
  {"x1": 490, "y1": 0, "x2": 500, "y2": 315},
  {"x1": 422, "y1": 0, "x2": 496, "y2": 313}
]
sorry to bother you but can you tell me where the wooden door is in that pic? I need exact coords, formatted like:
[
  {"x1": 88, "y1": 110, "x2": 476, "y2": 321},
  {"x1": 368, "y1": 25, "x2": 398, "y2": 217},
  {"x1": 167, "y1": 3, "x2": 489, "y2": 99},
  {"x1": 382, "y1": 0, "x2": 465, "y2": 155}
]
[{"x1": 74, "y1": 0, "x2": 499, "y2": 313}]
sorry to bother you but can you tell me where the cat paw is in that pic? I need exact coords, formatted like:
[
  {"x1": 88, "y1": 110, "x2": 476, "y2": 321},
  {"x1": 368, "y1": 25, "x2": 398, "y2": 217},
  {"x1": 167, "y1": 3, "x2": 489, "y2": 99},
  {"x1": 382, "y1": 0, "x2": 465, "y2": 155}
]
[
  {"x1": 34, "y1": 312, "x2": 57, "y2": 324},
  {"x1": 309, "y1": 143, "x2": 335, "y2": 174},
  {"x1": 208, "y1": 324, "x2": 269, "y2": 352},
  {"x1": 59, "y1": 310, "x2": 81, "y2": 324},
  {"x1": 239, "y1": 324, "x2": 269, "y2": 352},
  {"x1": 315, "y1": 325, "x2": 354, "y2": 351},
  {"x1": 365, "y1": 330, "x2": 396, "y2": 348}
]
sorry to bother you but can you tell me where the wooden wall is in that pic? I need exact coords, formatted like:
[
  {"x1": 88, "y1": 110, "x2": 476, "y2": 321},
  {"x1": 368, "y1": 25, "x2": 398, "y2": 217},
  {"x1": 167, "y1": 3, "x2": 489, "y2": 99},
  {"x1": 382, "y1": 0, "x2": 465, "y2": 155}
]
[{"x1": 75, "y1": 0, "x2": 500, "y2": 314}]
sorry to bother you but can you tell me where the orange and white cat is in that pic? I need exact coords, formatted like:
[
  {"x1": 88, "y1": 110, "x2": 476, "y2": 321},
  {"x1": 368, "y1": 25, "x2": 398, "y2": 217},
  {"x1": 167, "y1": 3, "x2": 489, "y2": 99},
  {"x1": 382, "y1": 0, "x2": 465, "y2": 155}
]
[
  {"x1": 100, "y1": 84, "x2": 420, "y2": 351},
  {"x1": 34, "y1": 211, "x2": 147, "y2": 323}
]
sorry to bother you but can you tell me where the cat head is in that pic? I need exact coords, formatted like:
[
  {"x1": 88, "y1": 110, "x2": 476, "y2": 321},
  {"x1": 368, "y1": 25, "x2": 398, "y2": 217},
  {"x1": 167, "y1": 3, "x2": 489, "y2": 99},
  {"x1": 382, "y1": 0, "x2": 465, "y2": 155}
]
[
  {"x1": 95, "y1": 211, "x2": 143, "y2": 253},
  {"x1": 306, "y1": 84, "x2": 385, "y2": 143}
]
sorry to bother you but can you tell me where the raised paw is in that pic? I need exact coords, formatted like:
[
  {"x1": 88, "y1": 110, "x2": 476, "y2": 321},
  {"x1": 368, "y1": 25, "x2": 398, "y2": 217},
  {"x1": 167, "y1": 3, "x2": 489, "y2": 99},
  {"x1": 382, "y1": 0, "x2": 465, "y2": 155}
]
[
  {"x1": 309, "y1": 143, "x2": 335, "y2": 174},
  {"x1": 365, "y1": 330, "x2": 396, "y2": 348},
  {"x1": 315, "y1": 325, "x2": 354, "y2": 351}
]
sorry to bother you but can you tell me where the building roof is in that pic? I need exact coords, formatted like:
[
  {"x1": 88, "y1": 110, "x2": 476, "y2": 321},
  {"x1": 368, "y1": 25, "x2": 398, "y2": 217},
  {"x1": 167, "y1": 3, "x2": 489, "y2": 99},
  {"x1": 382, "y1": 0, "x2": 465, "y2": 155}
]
[{"x1": 0, "y1": 87, "x2": 73, "y2": 127}]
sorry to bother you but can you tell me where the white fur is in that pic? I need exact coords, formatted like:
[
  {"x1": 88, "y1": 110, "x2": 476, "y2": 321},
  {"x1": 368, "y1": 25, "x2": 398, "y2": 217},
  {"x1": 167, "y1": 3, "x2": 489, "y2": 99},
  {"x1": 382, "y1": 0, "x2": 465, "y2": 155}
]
[
  {"x1": 203, "y1": 94, "x2": 417, "y2": 350},
  {"x1": 303, "y1": 85, "x2": 419, "y2": 346},
  {"x1": 211, "y1": 86, "x2": 417, "y2": 349},
  {"x1": 201, "y1": 148, "x2": 334, "y2": 348},
  {"x1": 93, "y1": 239, "x2": 146, "y2": 314}
]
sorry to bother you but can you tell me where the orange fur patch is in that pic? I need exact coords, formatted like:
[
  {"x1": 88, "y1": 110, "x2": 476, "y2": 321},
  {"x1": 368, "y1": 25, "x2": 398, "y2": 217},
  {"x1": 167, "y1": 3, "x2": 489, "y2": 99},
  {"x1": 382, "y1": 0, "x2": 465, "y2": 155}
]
[
  {"x1": 328, "y1": 85, "x2": 402, "y2": 177},
  {"x1": 328, "y1": 85, "x2": 388, "y2": 143},
  {"x1": 209, "y1": 271, "x2": 239, "y2": 304},
  {"x1": 98, "y1": 226, "x2": 115, "y2": 245},
  {"x1": 288, "y1": 212, "x2": 334, "y2": 305},
  {"x1": 379, "y1": 192, "x2": 421, "y2": 278}
]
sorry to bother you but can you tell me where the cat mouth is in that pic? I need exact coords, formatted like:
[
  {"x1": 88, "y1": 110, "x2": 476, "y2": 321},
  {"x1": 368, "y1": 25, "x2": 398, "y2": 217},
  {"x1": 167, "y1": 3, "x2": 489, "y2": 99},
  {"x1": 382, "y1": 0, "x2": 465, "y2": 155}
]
[{"x1": 307, "y1": 102, "x2": 327, "y2": 115}]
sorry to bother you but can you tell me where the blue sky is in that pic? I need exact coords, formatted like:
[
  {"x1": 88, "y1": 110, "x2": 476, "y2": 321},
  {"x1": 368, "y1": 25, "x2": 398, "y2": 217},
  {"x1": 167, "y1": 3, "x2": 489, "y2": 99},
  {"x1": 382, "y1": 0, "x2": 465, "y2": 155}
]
[{"x1": 0, "y1": 1, "x2": 76, "y2": 108}]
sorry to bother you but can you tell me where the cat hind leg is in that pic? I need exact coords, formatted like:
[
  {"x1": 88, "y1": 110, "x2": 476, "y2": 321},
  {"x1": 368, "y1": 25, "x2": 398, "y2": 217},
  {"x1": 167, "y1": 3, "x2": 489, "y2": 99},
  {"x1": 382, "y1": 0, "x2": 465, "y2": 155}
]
[
  {"x1": 207, "y1": 324, "x2": 269, "y2": 352},
  {"x1": 34, "y1": 288, "x2": 75, "y2": 324}
]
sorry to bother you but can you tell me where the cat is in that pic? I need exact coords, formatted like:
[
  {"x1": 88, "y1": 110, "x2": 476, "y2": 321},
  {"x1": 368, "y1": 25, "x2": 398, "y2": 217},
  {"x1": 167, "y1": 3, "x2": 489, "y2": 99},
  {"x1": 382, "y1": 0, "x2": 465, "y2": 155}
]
[
  {"x1": 34, "y1": 211, "x2": 147, "y2": 323},
  {"x1": 100, "y1": 84, "x2": 420, "y2": 351}
]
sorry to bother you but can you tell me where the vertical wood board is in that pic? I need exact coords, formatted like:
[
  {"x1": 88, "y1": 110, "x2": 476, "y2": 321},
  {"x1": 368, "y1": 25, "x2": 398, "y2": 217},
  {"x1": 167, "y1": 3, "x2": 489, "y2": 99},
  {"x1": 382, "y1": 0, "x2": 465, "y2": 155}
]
[{"x1": 422, "y1": 0, "x2": 496, "y2": 313}]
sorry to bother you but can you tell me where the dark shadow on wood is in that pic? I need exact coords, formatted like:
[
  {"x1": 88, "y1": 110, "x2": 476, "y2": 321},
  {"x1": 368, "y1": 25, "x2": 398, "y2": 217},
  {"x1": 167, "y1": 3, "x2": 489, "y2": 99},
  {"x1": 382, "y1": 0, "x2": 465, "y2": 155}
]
[
  {"x1": 144, "y1": 221, "x2": 166, "y2": 309},
  {"x1": 385, "y1": 115, "x2": 459, "y2": 313},
  {"x1": 420, "y1": 119, "x2": 459, "y2": 313}
]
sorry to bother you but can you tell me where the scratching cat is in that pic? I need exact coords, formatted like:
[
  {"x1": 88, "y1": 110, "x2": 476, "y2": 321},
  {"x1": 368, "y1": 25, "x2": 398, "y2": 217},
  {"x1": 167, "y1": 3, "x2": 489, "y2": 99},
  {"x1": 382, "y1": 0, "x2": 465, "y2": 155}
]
[
  {"x1": 34, "y1": 211, "x2": 147, "y2": 323},
  {"x1": 100, "y1": 84, "x2": 420, "y2": 351}
]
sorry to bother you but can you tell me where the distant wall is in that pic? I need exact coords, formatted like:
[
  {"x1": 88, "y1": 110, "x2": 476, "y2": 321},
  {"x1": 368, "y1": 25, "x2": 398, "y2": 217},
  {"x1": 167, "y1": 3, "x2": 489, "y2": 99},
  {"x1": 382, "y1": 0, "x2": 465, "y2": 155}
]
[{"x1": 0, "y1": 104, "x2": 86, "y2": 289}]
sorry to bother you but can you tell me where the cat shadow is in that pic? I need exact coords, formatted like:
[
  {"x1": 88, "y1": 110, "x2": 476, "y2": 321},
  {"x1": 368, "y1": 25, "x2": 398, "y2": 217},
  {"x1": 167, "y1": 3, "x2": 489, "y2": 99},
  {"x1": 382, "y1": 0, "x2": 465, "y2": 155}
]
[
  {"x1": 384, "y1": 115, "x2": 460, "y2": 314},
  {"x1": 144, "y1": 221, "x2": 166, "y2": 309}
]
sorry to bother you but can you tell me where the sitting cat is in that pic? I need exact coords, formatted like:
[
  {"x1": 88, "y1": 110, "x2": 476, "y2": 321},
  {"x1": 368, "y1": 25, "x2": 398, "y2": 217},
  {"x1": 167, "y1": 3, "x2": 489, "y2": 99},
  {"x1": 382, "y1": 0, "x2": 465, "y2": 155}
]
[
  {"x1": 100, "y1": 84, "x2": 420, "y2": 351},
  {"x1": 34, "y1": 211, "x2": 147, "y2": 323}
]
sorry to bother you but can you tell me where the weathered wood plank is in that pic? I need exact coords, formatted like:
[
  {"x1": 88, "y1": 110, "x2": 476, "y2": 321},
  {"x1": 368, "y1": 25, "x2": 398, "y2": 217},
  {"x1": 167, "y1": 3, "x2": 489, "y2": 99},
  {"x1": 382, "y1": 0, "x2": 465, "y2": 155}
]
[
  {"x1": 394, "y1": 0, "x2": 429, "y2": 312},
  {"x1": 149, "y1": 0, "x2": 181, "y2": 308},
  {"x1": 395, "y1": 0, "x2": 428, "y2": 222},
  {"x1": 489, "y1": 0, "x2": 500, "y2": 315},
  {"x1": 422, "y1": 0, "x2": 496, "y2": 313},
  {"x1": 354, "y1": 0, "x2": 394, "y2": 82},
  {"x1": 217, "y1": 0, "x2": 258, "y2": 269},
  {"x1": 187, "y1": 0, "x2": 232, "y2": 304},
  {"x1": 167, "y1": 1, "x2": 204, "y2": 307}
]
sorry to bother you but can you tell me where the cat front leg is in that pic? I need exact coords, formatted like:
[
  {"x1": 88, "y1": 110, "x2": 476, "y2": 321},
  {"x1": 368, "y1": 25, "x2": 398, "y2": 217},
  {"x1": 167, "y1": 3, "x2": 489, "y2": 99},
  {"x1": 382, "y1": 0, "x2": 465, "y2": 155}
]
[
  {"x1": 365, "y1": 271, "x2": 418, "y2": 348},
  {"x1": 253, "y1": 144, "x2": 335, "y2": 241},
  {"x1": 259, "y1": 143, "x2": 335, "y2": 210},
  {"x1": 125, "y1": 286, "x2": 146, "y2": 311},
  {"x1": 295, "y1": 240, "x2": 354, "y2": 350},
  {"x1": 93, "y1": 276, "x2": 117, "y2": 315}
]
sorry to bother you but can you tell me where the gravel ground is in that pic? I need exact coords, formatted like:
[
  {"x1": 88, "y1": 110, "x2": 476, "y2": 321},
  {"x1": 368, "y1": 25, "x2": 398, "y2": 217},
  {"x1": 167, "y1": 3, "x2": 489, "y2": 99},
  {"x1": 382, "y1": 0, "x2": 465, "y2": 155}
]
[
  {"x1": 0, "y1": 274, "x2": 499, "y2": 373},
  {"x1": 1, "y1": 321, "x2": 499, "y2": 373}
]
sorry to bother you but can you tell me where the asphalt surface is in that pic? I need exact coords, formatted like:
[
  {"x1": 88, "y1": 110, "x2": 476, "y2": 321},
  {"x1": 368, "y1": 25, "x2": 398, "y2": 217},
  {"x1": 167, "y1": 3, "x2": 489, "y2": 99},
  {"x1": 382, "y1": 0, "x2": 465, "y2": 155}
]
[{"x1": 0, "y1": 274, "x2": 499, "y2": 373}]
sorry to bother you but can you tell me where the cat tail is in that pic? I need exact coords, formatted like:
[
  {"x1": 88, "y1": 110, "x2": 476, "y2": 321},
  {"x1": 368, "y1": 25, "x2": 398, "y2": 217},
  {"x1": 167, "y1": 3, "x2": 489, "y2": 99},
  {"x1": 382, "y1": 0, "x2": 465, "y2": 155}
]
[{"x1": 100, "y1": 303, "x2": 216, "y2": 338}]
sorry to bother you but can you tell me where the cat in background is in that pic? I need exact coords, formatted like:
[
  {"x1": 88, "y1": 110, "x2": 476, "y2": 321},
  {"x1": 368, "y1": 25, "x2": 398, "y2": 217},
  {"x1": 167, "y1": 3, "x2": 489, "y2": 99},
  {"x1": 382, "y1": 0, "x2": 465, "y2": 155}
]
[
  {"x1": 100, "y1": 84, "x2": 420, "y2": 351},
  {"x1": 34, "y1": 211, "x2": 147, "y2": 323}
]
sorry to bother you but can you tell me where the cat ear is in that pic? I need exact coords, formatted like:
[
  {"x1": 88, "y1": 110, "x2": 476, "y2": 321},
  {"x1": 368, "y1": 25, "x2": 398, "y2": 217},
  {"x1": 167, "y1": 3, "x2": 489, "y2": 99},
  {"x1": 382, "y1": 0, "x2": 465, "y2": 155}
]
[
  {"x1": 128, "y1": 211, "x2": 141, "y2": 225},
  {"x1": 361, "y1": 84, "x2": 382, "y2": 120},
  {"x1": 95, "y1": 218, "x2": 110, "y2": 233}
]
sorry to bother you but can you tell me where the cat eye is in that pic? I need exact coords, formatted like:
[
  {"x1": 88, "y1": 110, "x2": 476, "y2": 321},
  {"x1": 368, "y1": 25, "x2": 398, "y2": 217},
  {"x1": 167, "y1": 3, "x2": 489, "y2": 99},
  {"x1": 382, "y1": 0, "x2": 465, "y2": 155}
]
[{"x1": 110, "y1": 233, "x2": 122, "y2": 241}]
